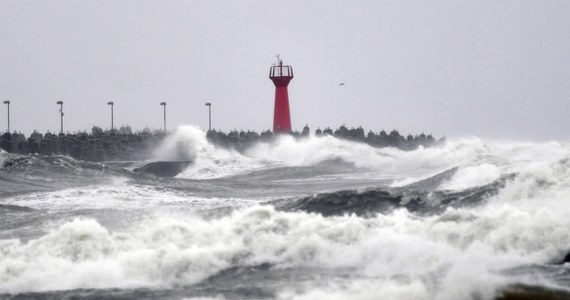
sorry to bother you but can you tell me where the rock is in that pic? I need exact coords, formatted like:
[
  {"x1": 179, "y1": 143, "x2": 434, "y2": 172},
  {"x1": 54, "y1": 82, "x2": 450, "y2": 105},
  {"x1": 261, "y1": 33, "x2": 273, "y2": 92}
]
[{"x1": 134, "y1": 161, "x2": 192, "y2": 177}]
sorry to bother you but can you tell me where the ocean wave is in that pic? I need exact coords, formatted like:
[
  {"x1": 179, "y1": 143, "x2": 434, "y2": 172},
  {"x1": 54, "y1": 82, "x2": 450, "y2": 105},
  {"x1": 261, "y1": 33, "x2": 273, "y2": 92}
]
[
  {"x1": 153, "y1": 126, "x2": 266, "y2": 179},
  {"x1": 153, "y1": 126, "x2": 487, "y2": 181},
  {"x1": 1, "y1": 203, "x2": 569, "y2": 296},
  {"x1": 4, "y1": 132, "x2": 570, "y2": 299},
  {"x1": 273, "y1": 170, "x2": 514, "y2": 217},
  {"x1": 0, "y1": 154, "x2": 129, "y2": 180},
  {"x1": 1, "y1": 181, "x2": 255, "y2": 211},
  {"x1": 154, "y1": 127, "x2": 570, "y2": 189}
]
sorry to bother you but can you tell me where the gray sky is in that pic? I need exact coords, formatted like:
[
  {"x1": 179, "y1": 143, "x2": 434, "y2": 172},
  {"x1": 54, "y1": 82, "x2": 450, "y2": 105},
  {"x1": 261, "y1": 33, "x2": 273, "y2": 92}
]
[{"x1": 1, "y1": 1, "x2": 569, "y2": 141}]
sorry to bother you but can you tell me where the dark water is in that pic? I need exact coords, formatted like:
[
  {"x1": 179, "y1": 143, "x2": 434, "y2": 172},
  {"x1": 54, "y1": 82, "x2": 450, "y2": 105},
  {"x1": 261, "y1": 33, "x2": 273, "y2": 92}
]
[{"x1": 1, "y1": 127, "x2": 570, "y2": 299}]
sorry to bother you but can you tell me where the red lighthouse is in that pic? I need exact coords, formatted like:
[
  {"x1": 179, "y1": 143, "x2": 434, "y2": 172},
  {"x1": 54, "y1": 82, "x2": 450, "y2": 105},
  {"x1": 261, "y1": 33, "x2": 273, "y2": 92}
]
[{"x1": 269, "y1": 59, "x2": 294, "y2": 133}]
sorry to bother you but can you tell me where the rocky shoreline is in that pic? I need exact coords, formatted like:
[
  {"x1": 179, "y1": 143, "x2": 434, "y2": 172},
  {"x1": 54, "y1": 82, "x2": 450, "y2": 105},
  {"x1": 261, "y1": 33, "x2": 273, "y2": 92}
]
[{"x1": 0, "y1": 125, "x2": 444, "y2": 162}]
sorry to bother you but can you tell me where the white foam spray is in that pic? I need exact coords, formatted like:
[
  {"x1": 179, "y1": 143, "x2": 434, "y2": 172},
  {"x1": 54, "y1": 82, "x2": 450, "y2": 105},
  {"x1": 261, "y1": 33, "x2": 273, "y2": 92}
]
[
  {"x1": 1, "y1": 203, "x2": 569, "y2": 298},
  {"x1": 154, "y1": 126, "x2": 494, "y2": 182},
  {"x1": 152, "y1": 126, "x2": 264, "y2": 179},
  {"x1": 4, "y1": 134, "x2": 570, "y2": 299},
  {"x1": 0, "y1": 149, "x2": 7, "y2": 167}
]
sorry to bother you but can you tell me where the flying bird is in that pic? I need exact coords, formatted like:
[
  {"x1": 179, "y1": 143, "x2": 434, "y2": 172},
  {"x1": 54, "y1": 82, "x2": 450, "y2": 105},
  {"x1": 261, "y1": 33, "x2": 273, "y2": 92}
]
[{"x1": 339, "y1": 83, "x2": 345, "y2": 86}]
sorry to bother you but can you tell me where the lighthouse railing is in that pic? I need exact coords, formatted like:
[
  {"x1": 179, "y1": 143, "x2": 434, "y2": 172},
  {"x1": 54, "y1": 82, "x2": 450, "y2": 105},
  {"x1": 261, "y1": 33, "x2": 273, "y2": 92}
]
[{"x1": 270, "y1": 66, "x2": 293, "y2": 78}]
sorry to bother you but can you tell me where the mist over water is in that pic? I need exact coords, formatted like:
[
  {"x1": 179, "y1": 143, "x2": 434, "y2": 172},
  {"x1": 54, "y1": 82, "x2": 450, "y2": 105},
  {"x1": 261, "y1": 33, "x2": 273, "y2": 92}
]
[{"x1": 1, "y1": 126, "x2": 570, "y2": 299}]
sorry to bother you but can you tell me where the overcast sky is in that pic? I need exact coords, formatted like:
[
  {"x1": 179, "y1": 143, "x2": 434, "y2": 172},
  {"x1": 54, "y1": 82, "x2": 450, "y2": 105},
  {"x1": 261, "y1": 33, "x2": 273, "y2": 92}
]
[{"x1": 1, "y1": 1, "x2": 569, "y2": 141}]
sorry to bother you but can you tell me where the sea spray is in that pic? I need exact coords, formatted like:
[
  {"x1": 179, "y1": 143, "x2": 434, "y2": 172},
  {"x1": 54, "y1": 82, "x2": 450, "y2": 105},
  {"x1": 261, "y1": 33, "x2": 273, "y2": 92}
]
[
  {"x1": 154, "y1": 126, "x2": 489, "y2": 181},
  {"x1": 153, "y1": 126, "x2": 264, "y2": 179},
  {"x1": 3, "y1": 135, "x2": 570, "y2": 299},
  {"x1": 2, "y1": 202, "x2": 569, "y2": 297},
  {"x1": 153, "y1": 127, "x2": 570, "y2": 196}
]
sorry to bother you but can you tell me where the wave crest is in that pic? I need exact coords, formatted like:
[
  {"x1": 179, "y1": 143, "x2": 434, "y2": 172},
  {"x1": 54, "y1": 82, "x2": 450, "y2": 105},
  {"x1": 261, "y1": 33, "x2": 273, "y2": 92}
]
[{"x1": 2, "y1": 202, "x2": 570, "y2": 294}]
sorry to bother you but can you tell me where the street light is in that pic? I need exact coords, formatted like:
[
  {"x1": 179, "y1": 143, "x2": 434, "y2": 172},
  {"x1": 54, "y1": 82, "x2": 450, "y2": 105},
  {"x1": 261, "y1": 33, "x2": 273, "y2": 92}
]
[
  {"x1": 205, "y1": 102, "x2": 211, "y2": 132},
  {"x1": 107, "y1": 101, "x2": 114, "y2": 131},
  {"x1": 160, "y1": 102, "x2": 166, "y2": 132},
  {"x1": 56, "y1": 101, "x2": 64, "y2": 134},
  {"x1": 3, "y1": 100, "x2": 10, "y2": 133}
]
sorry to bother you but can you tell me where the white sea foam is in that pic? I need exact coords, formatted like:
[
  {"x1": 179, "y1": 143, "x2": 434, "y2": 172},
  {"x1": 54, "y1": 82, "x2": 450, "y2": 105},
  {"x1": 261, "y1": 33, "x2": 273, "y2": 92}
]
[
  {"x1": 153, "y1": 126, "x2": 266, "y2": 179},
  {"x1": 0, "y1": 149, "x2": 6, "y2": 167},
  {"x1": 155, "y1": 126, "x2": 491, "y2": 181},
  {"x1": 3, "y1": 134, "x2": 570, "y2": 298},
  {"x1": 439, "y1": 163, "x2": 502, "y2": 190},
  {"x1": 434, "y1": 140, "x2": 570, "y2": 191},
  {"x1": 278, "y1": 278, "x2": 433, "y2": 300},
  {"x1": 1, "y1": 200, "x2": 569, "y2": 297},
  {"x1": 2, "y1": 182, "x2": 253, "y2": 211},
  {"x1": 153, "y1": 127, "x2": 570, "y2": 203}
]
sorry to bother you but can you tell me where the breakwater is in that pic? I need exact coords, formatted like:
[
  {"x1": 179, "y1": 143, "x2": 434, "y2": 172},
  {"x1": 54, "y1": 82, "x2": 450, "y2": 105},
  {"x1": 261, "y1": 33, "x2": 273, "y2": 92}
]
[
  {"x1": 0, "y1": 125, "x2": 444, "y2": 162},
  {"x1": 0, "y1": 129, "x2": 165, "y2": 162},
  {"x1": 207, "y1": 125, "x2": 444, "y2": 151}
]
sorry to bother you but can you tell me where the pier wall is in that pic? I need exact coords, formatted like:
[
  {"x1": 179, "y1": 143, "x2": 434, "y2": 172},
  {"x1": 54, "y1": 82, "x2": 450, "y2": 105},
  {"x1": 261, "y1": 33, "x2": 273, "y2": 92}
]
[{"x1": 0, "y1": 126, "x2": 444, "y2": 162}]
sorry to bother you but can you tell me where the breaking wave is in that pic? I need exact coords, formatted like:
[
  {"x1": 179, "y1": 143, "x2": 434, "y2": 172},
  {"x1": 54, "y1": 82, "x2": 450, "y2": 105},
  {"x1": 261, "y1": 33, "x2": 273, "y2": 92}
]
[
  {"x1": 1, "y1": 202, "x2": 569, "y2": 298},
  {"x1": 152, "y1": 126, "x2": 570, "y2": 192},
  {"x1": 273, "y1": 169, "x2": 513, "y2": 217},
  {"x1": 3, "y1": 127, "x2": 570, "y2": 299},
  {"x1": 152, "y1": 126, "x2": 265, "y2": 179},
  {"x1": 152, "y1": 125, "x2": 478, "y2": 181}
]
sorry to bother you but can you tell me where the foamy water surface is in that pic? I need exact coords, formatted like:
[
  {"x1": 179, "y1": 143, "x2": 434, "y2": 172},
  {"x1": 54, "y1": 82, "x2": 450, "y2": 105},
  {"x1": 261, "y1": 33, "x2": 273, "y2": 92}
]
[{"x1": 1, "y1": 126, "x2": 569, "y2": 299}]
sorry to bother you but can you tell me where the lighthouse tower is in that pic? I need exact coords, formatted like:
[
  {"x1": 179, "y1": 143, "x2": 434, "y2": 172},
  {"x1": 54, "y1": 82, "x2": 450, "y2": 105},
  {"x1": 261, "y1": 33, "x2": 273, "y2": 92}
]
[{"x1": 269, "y1": 58, "x2": 293, "y2": 133}]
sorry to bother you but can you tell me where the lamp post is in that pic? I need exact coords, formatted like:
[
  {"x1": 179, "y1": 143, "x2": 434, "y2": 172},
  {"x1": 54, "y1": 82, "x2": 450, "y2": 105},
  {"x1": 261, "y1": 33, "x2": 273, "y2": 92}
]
[
  {"x1": 160, "y1": 102, "x2": 166, "y2": 132},
  {"x1": 205, "y1": 102, "x2": 211, "y2": 131},
  {"x1": 3, "y1": 100, "x2": 10, "y2": 133},
  {"x1": 56, "y1": 101, "x2": 64, "y2": 134},
  {"x1": 107, "y1": 101, "x2": 114, "y2": 131}
]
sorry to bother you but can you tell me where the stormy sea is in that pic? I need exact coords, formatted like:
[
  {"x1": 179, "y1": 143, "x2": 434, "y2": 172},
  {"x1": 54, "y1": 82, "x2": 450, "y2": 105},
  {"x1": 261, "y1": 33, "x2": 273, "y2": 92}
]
[{"x1": 1, "y1": 126, "x2": 569, "y2": 300}]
